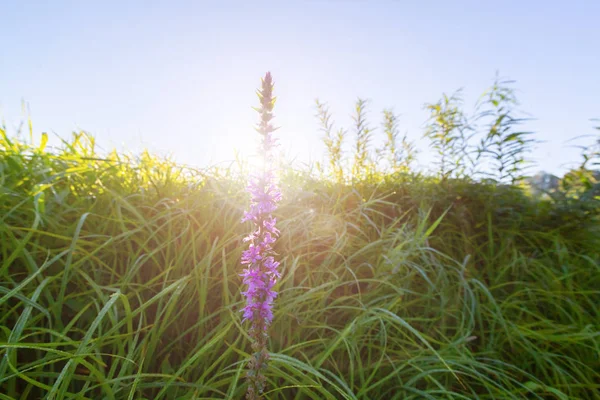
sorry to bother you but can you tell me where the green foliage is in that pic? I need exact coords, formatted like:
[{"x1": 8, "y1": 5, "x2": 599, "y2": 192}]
[
  {"x1": 553, "y1": 124, "x2": 600, "y2": 228},
  {"x1": 316, "y1": 100, "x2": 346, "y2": 183},
  {"x1": 1, "y1": 123, "x2": 599, "y2": 399},
  {"x1": 424, "y1": 91, "x2": 471, "y2": 180},
  {"x1": 378, "y1": 110, "x2": 416, "y2": 174},
  {"x1": 351, "y1": 99, "x2": 373, "y2": 182},
  {"x1": 315, "y1": 101, "x2": 417, "y2": 184},
  {"x1": 475, "y1": 77, "x2": 534, "y2": 184}
]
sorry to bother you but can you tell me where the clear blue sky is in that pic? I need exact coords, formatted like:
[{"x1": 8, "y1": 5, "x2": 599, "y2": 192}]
[{"x1": 1, "y1": 0, "x2": 599, "y2": 175}]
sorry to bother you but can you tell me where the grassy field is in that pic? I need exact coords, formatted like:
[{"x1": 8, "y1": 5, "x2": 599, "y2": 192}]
[{"x1": 1, "y1": 126, "x2": 599, "y2": 400}]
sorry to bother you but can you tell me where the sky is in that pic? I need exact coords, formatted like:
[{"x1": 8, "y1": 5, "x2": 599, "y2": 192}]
[{"x1": 1, "y1": 0, "x2": 599, "y2": 175}]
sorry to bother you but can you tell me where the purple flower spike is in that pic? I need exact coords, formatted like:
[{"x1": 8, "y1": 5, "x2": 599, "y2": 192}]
[
  {"x1": 241, "y1": 245, "x2": 263, "y2": 264},
  {"x1": 263, "y1": 217, "x2": 280, "y2": 235},
  {"x1": 241, "y1": 72, "x2": 281, "y2": 400}
]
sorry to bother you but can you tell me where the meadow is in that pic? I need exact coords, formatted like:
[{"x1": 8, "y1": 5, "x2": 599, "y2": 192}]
[{"x1": 1, "y1": 77, "x2": 599, "y2": 399}]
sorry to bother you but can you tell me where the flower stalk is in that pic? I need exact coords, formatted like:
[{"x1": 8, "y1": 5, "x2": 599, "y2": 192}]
[{"x1": 241, "y1": 72, "x2": 281, "y2": 399}]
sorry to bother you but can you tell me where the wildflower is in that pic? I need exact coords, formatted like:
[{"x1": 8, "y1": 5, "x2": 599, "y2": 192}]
[
  {"x1": 263, "y1": 217, "x2": 279, "y2": 235},
  {"x1": 241, "y1": 72, "x2": 281, "y2": 400},
  {"x1": 241, "y1": 245, "x2": 263, "y2": 264}
]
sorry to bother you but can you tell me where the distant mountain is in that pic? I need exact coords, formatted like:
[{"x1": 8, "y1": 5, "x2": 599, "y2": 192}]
[
  {"x1": 525, "y1": 171, "x2": 560, "y2": 195},
  {"x1": 526, "y1": 169, "x2": 600, "y2": 197}
]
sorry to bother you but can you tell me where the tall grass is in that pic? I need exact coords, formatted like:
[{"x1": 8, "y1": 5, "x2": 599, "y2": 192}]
[{"x1": 1, "y1": 110, "x2": 599, "y2": 397}]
